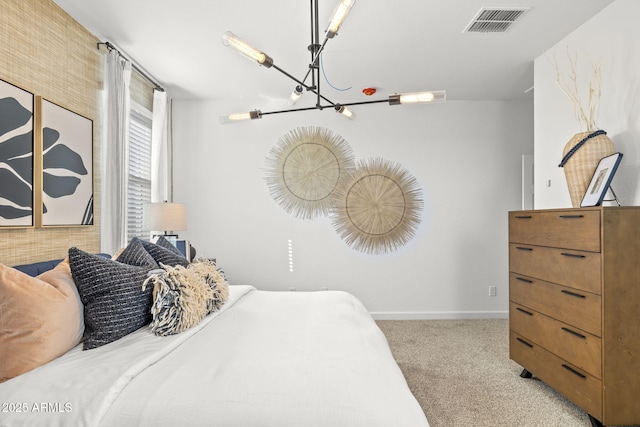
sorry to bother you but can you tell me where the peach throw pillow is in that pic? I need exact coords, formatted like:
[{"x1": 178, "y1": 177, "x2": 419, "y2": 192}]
[{"x1": 0, "y1": 260, "x2": 84, "y2": 383}]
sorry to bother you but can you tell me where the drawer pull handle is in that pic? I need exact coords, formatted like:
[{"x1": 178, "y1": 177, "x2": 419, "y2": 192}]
[
  {"x1": 559, "y1": 215, "x2": 584, "y2": 219},
  {"x1": 560, "y1": 252, "x2": 586, "y2": 258},
  {"x1": 561, "y1": 290, "x2": 586, "y2": 299},
  {"x1": 561, "y1": 327, "x2": 586, "y2": 340},
  {"x1": 515, "y1": 277, "x2": 533, "y2": 283},
  {"x1": 516, "y1": 307, "x2": 533, "y2": 316},
  {"x1": 516, "y1": 247, "x2": 533, "y2": 251},
  {"x1": 514, "y1": 215, "x2": 532, "y2": 219},
  {"x1": 562, "y1": 364, "x2": 586, "y2": 379},
  {"x1": 516, "y1": 338, "x2": 533, "y2": 348}
]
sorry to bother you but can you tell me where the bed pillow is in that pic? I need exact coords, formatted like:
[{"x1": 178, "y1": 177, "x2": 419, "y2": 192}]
[
  {"x1": 69, "y1": 247, "x2": 154, "y2": 350},
  {"x1": 38, "y1": 259, "x2": 85, "y2": 343},
  {"x1": 115, "y1": 238, "x2": 159, "y2": 269},
  {"x1": 0, "y1": 260, "x2": 84, "y2": 382},
  {"x1": 136, "y1": 237, "x2": 189, "y2": 268},
  {"x1": 189, "y1": 259, "x2": 230, "y2": 314},
  {"x1": 143, "y1": 264, "x2": 212, "y2": 336}
]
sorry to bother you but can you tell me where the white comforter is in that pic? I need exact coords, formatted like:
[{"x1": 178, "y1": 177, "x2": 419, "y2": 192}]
[{"x1": 0, "y1": 286, "x2": 428, "y2": 427}]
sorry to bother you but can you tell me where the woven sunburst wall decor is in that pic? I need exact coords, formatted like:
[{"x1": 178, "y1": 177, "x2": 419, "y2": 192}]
[
  {"x1": 330, "y1": 158, "x2": 424, "y2": 254},
  {"x1": 264, "y1": 126, "x2": 355, "y2": 219}
]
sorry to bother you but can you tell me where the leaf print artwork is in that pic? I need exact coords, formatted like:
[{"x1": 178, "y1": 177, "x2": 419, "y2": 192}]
[
  {"x1": 0, "y1": 80, "x2": 34, "y2": 226},
  {"x1": 43, "y1": 131, "x2": 88, "y2": 174},
  {"x1": 43, "y1": 127, "x2": 85, "y2": 198},
  {"x1": 41, "y1": 99, "x2": 93, "y2": 226},
  {"x1": 0, "y1": 97, "x2": 31, "y2": 135}
]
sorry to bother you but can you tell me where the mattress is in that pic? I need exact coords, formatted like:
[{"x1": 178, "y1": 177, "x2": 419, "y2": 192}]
[{"x1": 0, "y1": 285, "x2": 429, "y2": 427}]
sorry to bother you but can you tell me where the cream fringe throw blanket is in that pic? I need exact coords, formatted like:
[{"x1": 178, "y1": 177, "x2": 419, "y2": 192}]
[{"x1": 142, "y1": 259, "x2": 230, "y2": 336}]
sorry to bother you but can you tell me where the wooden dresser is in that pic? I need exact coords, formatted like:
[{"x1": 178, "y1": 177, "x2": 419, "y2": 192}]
[{"x1": 508, "y1": 207, "x2": 640, "y2": 427}]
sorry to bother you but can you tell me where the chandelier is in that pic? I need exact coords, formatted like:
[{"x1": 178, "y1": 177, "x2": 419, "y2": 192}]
[{"x1": 221, "y1": 0, "x2": 445, "y2": 123}]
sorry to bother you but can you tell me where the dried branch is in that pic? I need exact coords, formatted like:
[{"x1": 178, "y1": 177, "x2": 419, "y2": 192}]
[{"x1": 550, "y1": 48, "x2": 601, "y2": 132}]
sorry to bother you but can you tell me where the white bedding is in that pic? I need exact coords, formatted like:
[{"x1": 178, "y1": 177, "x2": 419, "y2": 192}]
[{"x1": 0, "y1": 286, "x2": 428, "y2": 427}]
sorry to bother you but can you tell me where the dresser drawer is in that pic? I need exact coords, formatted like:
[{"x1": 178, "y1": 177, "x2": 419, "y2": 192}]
[
  {"x1": 509, "y1": 244, "x2": 601, "y2": 294},
  {"x1": 510, "y1": 302, "x2": 601, "y2": 378},
  {"x1": 510, "y1": 331, "x2": 602, "y2": 420},
  {"x1": 509, "y1": 273, "x2": 601, "y2": 336},
  {"x1": 509, "y1": 210, "x2": 600, "y2": 252}
]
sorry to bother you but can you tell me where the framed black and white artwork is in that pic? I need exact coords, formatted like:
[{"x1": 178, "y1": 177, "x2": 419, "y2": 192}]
[
  {"x1": 0, "y1": 79, "x2": 34, "y2": 227},
  {"x1": 40, "y1": 99, "x2": 93, "y2": 226},
  {"x1": 581, "y1": 152, "x2": 623, "y2": 207}
]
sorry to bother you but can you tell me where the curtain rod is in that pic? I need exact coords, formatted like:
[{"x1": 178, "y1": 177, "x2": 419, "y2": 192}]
[{"x1": 98, "y1": 41, "x2": 164, "y2": 92}]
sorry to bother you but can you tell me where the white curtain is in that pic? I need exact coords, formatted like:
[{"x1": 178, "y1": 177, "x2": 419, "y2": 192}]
[
  {"x1": 100, "y1": 50, "x2": 132, "y2": 254},
  {"x1": 151, "y1": 89, "x2": 171, "y2": 202}
]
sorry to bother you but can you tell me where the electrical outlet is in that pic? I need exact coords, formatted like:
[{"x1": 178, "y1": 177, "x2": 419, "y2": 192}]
[
  {"x1": 289, "y1": 287, "x2": 297, "y2": 292},
  {"x1": 489, "y1": 286, "x2": 497, "y2": 297}
]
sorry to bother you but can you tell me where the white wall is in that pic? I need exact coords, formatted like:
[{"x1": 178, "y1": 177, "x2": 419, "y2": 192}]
[
  {"x1": 173, "y1": 99, "x2": 532, "y2": 318},
  {"x1": 534, "y1": 0, "x2": 640, "y2": 208}
]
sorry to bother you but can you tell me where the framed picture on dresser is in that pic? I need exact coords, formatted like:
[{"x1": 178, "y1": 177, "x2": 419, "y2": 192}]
[{"x1": 580, "y1": 152, "x2": 623, "y2": 207}]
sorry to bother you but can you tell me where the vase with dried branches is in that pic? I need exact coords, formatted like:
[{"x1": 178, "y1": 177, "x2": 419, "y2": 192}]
[{"x1": 554, "y1": 51, "x2": 614, "y2": 207}]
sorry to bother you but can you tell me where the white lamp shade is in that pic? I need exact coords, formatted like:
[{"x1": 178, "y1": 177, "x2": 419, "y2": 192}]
[{"x1": 146, "y1": 203, "x2": 187, "y2": 232}]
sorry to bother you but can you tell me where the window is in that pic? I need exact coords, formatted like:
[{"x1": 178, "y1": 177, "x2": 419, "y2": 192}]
[{"x1": 127, "y1": 103, "x2": 152, "y2": 241}]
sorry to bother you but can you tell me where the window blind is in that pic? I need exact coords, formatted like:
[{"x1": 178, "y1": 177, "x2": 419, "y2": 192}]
[{"x1": 127, "y1": 106, "x2": 152, "y2": 241}]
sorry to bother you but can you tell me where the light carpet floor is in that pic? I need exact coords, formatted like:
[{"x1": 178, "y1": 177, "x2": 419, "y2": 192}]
[{"x1": 377, "y1": 319, "x2": 602, "y2": 427}]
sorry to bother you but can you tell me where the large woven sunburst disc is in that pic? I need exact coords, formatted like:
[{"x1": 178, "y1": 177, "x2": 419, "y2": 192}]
[
  {"x1": 330, "y1": 158, "x2": 424, "y2": 254},
  {"x1": 264, "y1": 126, "x2": 355, "y2": 219}
]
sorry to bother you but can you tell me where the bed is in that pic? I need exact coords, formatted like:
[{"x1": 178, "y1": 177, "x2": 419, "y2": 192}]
[{"x1": 0, "y1": 239, "x2": 429, "y2": 427}]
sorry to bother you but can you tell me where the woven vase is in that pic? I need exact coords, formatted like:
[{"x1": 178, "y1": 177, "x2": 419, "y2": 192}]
[{"x1": 561, "y1": 131, "x2": 615, "y2": 208}]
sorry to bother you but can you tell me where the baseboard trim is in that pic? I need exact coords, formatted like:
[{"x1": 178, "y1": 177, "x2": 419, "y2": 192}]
[{"x1": 370, "y1": 311, "x2": 509, "y2": 320}]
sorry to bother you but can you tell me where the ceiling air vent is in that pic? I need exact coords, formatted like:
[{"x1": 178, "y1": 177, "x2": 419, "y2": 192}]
[{"x1": 464, "y1": 7, "x2": 531, "y2": 33}]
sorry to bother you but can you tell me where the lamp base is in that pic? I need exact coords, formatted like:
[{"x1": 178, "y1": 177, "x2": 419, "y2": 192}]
[{"x1": 151, "y1": 233, "x2": 178, "y2": 243}]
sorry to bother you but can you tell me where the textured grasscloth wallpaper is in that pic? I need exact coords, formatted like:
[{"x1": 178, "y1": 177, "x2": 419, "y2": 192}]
[{"x1": 0, "y1": 0, "x2": 102, "y2": 265}]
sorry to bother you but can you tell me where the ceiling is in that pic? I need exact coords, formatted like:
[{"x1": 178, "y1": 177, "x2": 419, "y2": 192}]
[{"x1": 52, "y1": 0, "x2": 614, "y2": 105}]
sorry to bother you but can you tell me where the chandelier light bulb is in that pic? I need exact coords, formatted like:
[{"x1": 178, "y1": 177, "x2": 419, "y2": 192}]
[
  {"x1": 288, "y1": 85, "x2": 304, "y2": 105},
  {"x1": 220, "y1": 110, "x2": 263, "y2": 124},
  {"x1": 336, "y1": 104, "x2": 355, "y2": 120},
  {"x1": 389, "y1": 90, "x2": 446, "y2": 105},
  {"x1": 405, "y1": 92, "x2": 434, "y2": 103},
  {"x1": 326, "y1": 0, "x2": 356, "y2": 38},
  {"x1": 222, "y1": 31, "x2": 274, "y2": 68}
]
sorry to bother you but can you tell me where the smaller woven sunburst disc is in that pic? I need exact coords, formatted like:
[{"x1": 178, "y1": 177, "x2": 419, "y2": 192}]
[
  {"x1": 331, "y1": 158, "x2": 423, "y2": 254},
  {"x1": 264, "y1": 126, "x2": 355, "y2": 219},
  {"x1": 346, "y1": 174, "x2": 407, "y2": 235}
]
